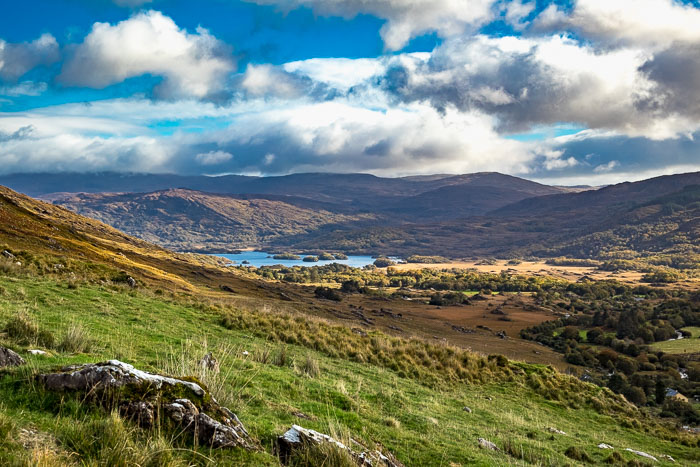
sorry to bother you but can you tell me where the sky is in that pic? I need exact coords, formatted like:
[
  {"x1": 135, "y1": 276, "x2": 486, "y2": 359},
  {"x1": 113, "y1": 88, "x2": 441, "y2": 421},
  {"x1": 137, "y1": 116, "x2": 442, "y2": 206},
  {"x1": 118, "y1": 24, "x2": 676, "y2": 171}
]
[{"x1": 0, "y1": 0, "x2": 699, "y2": 184}]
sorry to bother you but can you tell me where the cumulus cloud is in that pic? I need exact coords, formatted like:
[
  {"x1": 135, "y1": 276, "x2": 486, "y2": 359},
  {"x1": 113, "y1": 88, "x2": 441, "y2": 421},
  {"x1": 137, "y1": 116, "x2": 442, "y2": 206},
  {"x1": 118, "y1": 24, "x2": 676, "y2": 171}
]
[
  {"x1": 59, "y1": 10, "x2": 234, "y2": 99},
  {"x1": 0, "y1": 33, "x2": 60, "y2": 82},
  {"x1": 247, "y1": 0, "x2": 496, "y2": 50},
  {"x1": 374, "y1": 34, "x2": 700, "y2": 138},
  {"x1": 535, "y1": 0, "x2": 700, "y2": 48}
]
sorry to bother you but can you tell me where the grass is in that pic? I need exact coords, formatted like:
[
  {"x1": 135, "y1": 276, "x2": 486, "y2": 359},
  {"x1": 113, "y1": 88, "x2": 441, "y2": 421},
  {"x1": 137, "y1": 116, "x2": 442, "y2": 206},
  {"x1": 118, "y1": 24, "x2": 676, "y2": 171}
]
[
  {"x1": 650, "y1": 327, "x2": 700, "y2": 354},
  {"x1": 0, "y1": 275, "x2": 697, "y2": 465}
]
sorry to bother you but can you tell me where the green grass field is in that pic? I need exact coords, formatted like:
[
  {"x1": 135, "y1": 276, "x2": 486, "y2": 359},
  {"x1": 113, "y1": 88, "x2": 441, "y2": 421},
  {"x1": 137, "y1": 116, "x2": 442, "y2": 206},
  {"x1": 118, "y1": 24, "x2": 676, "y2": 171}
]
[
  {"x1": 0, "y1": 276, "x2": 697, "y2": 465},
  {"x1": 650, "y1": 327, "x2": 700, "y2": 354}
]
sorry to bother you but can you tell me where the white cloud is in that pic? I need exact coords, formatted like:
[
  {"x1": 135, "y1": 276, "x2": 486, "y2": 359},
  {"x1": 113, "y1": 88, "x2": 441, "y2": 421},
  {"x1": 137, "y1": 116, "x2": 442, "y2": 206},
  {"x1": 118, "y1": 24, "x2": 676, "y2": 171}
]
[
  {"x1": 535, "y1": 0, "x2": 700, "y2": 49},
  {"x1": 0, "y1": 81, "x2": 47, "y2": 97},
  {"x1": 240, "y1": 64, "x2": 307, "y2": 98},
  {"x1": 0, "y1": 33, "x2": 59, "y2": 82},
  {"x1": 247, "y1": 0, "x2": 496, "y2": 50},
  {"x1": 594, "y1": 160, "x2": 619, "y2": 173},
  {"x1": 377, "y1": 34, "x2": 700, "y2": 139},
  {"x1": 195, "y1": 150, "x2": 233, "y2": 165},
  {"x1": 59, "y1": 10, "x2": 234, "y2": 99}
]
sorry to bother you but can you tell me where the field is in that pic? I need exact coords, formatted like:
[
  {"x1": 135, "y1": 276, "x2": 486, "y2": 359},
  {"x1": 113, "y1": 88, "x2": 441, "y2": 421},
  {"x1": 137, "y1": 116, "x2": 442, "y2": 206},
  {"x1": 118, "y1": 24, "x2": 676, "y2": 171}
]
[
  {"x1": 0, "y1": 275, "x2": 697, "y2": 465},
  {"x1": 651, "y1": 327, "x2": 700, "y2": 355}
]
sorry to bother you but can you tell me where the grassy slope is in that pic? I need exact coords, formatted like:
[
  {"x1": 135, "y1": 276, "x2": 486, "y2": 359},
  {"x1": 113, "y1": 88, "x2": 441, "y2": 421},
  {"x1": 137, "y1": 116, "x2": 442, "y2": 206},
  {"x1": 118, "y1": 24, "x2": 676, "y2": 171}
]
[{"x1": 0, "y1": 276, "x2": 697, "y2": 466}]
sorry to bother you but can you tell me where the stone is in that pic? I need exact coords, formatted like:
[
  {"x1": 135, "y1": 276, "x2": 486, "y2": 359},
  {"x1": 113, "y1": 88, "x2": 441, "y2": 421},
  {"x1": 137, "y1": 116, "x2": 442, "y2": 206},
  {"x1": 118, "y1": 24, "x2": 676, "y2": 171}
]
[
  {"x1": 625, "y1": 448, "x2": 658, "y2": 462},
  {"x1": 547, "y1": 427, "x2": 566, "y2": 435},
  {"x1": 28, "y1": 349, "x2": 47, "y2": 356},
  {"x1": 39, "y1": 360, "x2": 254, "y2": 451},
  {"x1": 660, "y1": 454, "x2": 675, "y2": 462},
  {"x1": 126, "y1": 276, "x2": 137, "y2": 288},
  {"x1": 597, "y1": 443, "x2": 614, "y2": 449},
  {"x1": 0, "y1": 346, "x2": 25, "y2": 367},
  {"x1": 478, "y1": 438, "x2": 498, "y2": 451},
  {"x1": 277, "y1": 425, "x2": 403, "y2": 466},
  {"x1": 2, "y1": 250, "x2": 15, "y2": 259},
  {"x1": 463, "y1": 406, "x2": 472, "y2": 413},
  {"x1": 199, "y1": 352, "x2": 220, "y2": 373}
]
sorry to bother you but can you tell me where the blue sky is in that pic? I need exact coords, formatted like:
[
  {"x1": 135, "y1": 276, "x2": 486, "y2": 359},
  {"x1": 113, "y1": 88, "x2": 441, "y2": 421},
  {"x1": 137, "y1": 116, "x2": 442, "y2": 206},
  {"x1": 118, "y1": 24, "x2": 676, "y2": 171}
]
[{"x1": 0, "y1": 0, "x2": 699, "y2": 184}]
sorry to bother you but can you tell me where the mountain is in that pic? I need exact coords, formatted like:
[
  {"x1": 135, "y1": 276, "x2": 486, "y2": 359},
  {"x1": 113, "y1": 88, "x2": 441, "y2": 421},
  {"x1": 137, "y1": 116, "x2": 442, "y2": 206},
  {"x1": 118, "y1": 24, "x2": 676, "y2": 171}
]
[
  {"x1": 1, "y1": 172, "x2": 577, "y2": 252},
  {"x1": 289, "y1": 172, "x2": 700, "y2": 264},
  {"x1": 50, "y1": 188, "x2": 378, "y2": 252}
]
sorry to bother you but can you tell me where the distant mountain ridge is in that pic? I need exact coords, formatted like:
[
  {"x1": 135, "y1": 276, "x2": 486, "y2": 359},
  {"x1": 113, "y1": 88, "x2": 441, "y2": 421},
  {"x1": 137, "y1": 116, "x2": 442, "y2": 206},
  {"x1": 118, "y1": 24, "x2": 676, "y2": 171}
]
[{"x1": 2, "y1": 171, "x2": 696, "y2": 266}]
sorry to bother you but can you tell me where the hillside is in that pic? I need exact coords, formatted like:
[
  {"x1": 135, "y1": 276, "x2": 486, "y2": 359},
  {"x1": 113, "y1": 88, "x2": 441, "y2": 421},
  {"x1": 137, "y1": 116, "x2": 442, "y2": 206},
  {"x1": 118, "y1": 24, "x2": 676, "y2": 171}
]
[
  {"x1": 294, "y1": 172, "x2": 700, "y2": 267},
  {"x1": 0, "y1": 184, "x2": 697, "y2": 465},
  {"x1": 49, "y1": 189, "x2": 378, "y2": 252},
  {"x1": 25, "y1": 172, "x2": 575, "y2": 252}
]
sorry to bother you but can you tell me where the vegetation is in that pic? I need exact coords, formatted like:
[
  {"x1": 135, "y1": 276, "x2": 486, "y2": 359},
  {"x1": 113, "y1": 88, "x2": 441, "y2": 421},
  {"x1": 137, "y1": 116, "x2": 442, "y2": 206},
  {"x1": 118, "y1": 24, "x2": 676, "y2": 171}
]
[{"x1": 273, "y1": 253, "x2": 301, "y2": 260}]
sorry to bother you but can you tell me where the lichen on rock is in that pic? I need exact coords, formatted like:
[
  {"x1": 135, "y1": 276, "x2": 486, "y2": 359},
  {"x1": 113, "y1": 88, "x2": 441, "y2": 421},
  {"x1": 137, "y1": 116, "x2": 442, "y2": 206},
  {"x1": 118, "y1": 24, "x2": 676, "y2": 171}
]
[{"x1": 38, "y1": 360, "x2": 254, "y2": 450}]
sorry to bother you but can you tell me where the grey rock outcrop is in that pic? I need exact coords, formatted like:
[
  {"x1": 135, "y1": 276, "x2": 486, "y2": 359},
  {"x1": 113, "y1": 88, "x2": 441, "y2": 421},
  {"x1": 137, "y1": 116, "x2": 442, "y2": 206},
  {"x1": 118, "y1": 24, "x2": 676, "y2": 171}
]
[
  {"x1": 277, "y1": 424, "x2": 403, "y2": 466},
  {"x1": 478, "y1": 438, "x2": 498, "y2": 451},
  {"x1": 0, "y1": 346, "x2": 25, "y2": 367},
  {"x1": 39, "y1": 360, "x2": 253, "y2": 450}
]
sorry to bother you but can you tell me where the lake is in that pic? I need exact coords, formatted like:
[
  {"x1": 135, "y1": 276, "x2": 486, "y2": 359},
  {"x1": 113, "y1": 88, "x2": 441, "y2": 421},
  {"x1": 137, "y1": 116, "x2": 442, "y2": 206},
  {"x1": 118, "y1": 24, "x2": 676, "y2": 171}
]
[{"x1": 211, "y1": 251, "x2": 380, "y2": 268}]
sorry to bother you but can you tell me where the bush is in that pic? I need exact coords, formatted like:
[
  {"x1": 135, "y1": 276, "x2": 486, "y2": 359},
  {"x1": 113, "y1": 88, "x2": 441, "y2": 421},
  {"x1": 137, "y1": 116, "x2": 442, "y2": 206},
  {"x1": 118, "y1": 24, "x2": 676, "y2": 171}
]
[
  {"x1": 314, "y1": 287, "x2": 342, "y2": 301},
  {"x1": 373, "y1": 257, "x2": 395, "y2": 268}
]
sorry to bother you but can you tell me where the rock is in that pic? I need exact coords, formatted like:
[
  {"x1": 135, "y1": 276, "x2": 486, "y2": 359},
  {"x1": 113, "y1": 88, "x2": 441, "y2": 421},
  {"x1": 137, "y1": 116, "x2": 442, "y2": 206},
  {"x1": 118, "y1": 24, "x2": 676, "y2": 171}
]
[
  {"x1": 14, "y1": 262, "x2": 21, "y2": 267},
  {"x1": 0, "y1": 346, "x2": 25, "y2": 367},
  {"x1": 28, "y1": 349, "x2": 47, "y2": 356},
  {"x1": 126, "y1": 276, "x2": 137, "y2": 288},
  {"x1": 277, "y1": 425, "x2": 403, "y2": 466},
  {"x1": 199, "y1": 352, "x2": 220, "y2": 373},
  {"x1": 625, "y1": 448, "x2": 658, "y2": 462},
  {"x1": 660, "y1": 454, "x2": 675, "y2": 462},
  {"x1": 597, "y1": 443, "x2": 614, "y2": 449},
  {"x1": 39, "y1": 360, "x2": 254, "y2": 451},
  {"x1": 463, "y1": 406, "x2": 472, "y2": 413},
  {"x1": 547, "y1": 427, "x2": 566, "y2": 435},
  {"x1": 2, "y1": 250, "x2": 15, "y2": 259},
  {"x1": 478, "y1": 438, "x2": 498, "y2": 451},
  {"x1": 219, "y1": 285, "x2": 236, "y2": 293}
]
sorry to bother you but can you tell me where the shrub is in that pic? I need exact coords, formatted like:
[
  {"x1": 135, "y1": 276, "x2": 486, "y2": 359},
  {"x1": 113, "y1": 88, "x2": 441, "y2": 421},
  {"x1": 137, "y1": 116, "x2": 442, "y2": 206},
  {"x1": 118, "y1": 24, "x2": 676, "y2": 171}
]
[
  {"x1": 373, "y1": 257, "x2": 395, "y2": 268},
  {"x1": 314, "y1": 287, "x2": 342, "y2": 301}
]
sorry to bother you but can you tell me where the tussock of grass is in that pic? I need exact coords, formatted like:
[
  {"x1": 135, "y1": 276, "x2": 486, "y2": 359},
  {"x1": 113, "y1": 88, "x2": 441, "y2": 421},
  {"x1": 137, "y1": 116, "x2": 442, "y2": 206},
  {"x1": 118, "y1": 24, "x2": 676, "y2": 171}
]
[
  {"x1": 220, "y1": 307, "x2": 508, "y2": 386},
  {"x1": 57, "y1": 323, "x2": 94, "y2": 354},
  {"x1": 3, "y1": 313, "x2": 55, "y2": 348}
]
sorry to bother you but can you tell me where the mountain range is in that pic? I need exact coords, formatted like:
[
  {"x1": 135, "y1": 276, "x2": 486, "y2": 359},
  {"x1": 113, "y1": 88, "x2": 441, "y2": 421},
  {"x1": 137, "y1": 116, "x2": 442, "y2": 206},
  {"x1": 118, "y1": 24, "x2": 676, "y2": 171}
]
[{"x1": 1, "y1": 171, "x2": 698, "y2": 264}]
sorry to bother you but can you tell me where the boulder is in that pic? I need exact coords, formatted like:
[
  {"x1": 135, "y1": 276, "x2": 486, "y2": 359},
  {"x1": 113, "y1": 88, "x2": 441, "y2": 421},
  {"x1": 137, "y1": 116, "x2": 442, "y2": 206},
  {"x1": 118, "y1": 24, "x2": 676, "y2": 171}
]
[
  {"x1": 2, "y1": 250, "x2": 15, "y2": 259},
  {"x1": 277, "y1": 425, "x2": 403, "y2": 466},
  {"x1": 624, "y1": 448, "x2": 657, "y2": 462},
  {"x1": 0, "y1": 346, "x2": 25, "y2": 367},
  {"x1": 39, "y1": 360, "x2": 253, "y2": 450},
  {"x1": 478, "y1": 438, "x2": 498, "y2": 451},
  {"x1": 597, "y1": 443, "x2": 614, "y2": 449},
  {"x1": 126, "y1": 276, "x2": 137, "y2": 288},
  {"x1": 463, "y1": 406, "x2": 472, "y2": 413},
  {"x1": 28, "y1": 349, "x2": 48, "y2": 356},
  {"x1": 547, "y1": 427, "x2": 566, "y2": 435}
]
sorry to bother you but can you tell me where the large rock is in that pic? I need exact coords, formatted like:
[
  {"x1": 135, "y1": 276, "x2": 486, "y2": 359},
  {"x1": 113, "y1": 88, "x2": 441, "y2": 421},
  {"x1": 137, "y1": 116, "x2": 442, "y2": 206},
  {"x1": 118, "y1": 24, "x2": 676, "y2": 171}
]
[
  {"x1": 0, "y1": 346, "x2": 25, "y2": 367},
  {"x1": 277, "y1": 424, "x2": 403, "y2": 466},
  {"x1": 39, "y1": 360, "x2": 253, "y2": 450}
]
